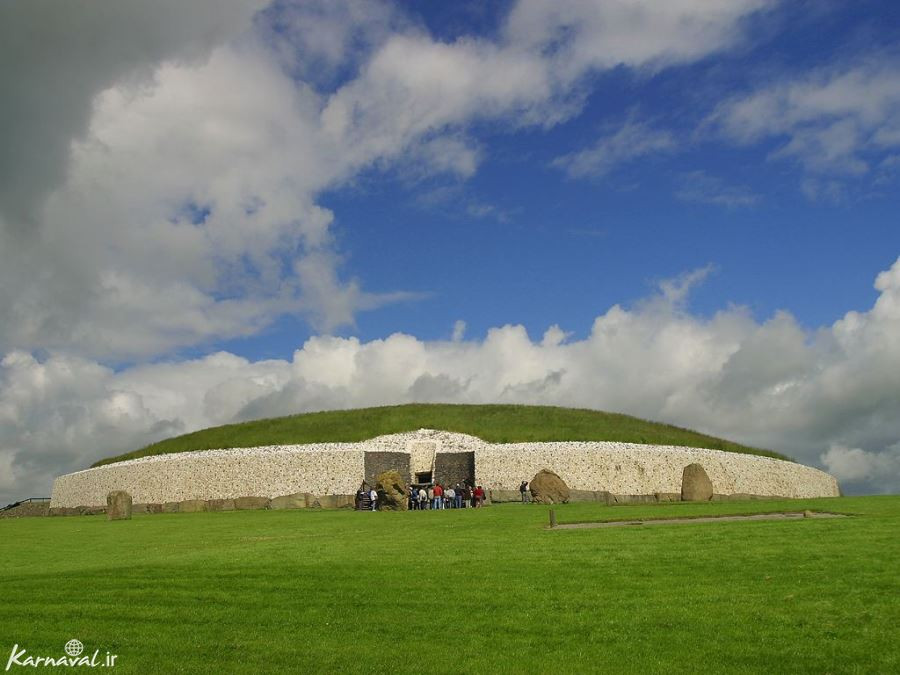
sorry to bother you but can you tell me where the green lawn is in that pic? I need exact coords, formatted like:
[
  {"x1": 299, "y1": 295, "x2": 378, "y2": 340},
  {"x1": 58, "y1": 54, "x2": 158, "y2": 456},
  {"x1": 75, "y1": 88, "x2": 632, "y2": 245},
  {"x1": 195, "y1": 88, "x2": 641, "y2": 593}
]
[
  {"x1": 94, "y1": 403, "x2": 786, "y2": 466},
  {"x1": 1, "y1": 496, "x2": 897, "y2": 673}
]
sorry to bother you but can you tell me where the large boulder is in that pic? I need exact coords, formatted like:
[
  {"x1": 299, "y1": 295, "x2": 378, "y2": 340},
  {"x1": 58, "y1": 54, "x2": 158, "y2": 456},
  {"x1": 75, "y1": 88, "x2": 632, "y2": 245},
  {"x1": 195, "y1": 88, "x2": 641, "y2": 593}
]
[
  {"x1": 530, "y1": 469, "x2": 570, "y2": 504},
  {"x1": 107, "y1": 491, "x2": 133, "y2": 521},
  {"x1": 681, "y1": 463, "x2": 714, "y2": 502},
  {"x1": 375, "y1": 470, "x2": 408, "y2": 511}
]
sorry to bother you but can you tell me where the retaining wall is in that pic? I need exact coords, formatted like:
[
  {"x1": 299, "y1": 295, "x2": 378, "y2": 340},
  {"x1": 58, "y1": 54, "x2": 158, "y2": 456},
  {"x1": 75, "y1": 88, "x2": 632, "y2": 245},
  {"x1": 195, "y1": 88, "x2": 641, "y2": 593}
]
[{"x1": 50, "y1": 429, "x2": 839, "y2": 508}]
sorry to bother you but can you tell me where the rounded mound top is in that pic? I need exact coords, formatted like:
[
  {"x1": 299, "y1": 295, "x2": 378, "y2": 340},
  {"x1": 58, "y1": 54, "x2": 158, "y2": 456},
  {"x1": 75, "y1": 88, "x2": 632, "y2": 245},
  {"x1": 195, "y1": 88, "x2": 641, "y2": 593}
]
[{"x1": 92, "y1": 403, "x2": 787, "y2": 467}]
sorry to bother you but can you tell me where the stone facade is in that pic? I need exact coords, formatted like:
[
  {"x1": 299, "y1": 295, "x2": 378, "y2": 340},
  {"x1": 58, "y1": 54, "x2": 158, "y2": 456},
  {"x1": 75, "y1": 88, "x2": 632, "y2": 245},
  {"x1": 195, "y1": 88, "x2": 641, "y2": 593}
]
[{"x1": 50, "y1": 429, "x2": 839, "y2": 508}]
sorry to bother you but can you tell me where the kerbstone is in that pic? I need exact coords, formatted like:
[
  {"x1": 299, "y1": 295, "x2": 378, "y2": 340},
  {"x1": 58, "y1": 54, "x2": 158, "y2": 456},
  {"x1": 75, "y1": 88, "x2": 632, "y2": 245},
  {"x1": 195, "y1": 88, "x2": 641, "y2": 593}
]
[
  {"x1": 234, "y1": 496, "x2": 270, "y2": 510},
  {"x1": 179, "y1": 499, "x2": 208, "y2": 513},
  {"x1": 269, "y1": 493, "x2": 311, "y2": 510}
]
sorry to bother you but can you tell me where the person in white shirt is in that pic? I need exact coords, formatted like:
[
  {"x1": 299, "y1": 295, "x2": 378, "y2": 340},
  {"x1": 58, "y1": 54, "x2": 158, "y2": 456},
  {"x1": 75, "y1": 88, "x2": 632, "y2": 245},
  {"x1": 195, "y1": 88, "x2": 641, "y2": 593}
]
[
  {"x1": 369, "y1": 488, "x2": 378, "y2": 511},
  {"x1": 446, "y1": 487, "x2": 456, "y2": 508}
]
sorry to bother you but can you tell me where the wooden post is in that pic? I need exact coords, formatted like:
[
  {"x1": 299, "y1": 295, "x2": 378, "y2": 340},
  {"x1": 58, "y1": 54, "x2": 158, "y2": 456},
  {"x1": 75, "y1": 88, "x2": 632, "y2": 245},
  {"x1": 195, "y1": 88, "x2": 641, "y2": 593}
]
[{"x1": 549, "y1": 509, "x2": 556, "y2": 528}]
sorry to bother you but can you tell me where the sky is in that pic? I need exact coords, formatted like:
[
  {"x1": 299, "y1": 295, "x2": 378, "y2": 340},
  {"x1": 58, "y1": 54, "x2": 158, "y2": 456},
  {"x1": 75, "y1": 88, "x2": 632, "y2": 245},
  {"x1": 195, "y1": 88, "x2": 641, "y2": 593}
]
[{"x1": 1, "y1": 0, "x2": 899, "y2": 503}]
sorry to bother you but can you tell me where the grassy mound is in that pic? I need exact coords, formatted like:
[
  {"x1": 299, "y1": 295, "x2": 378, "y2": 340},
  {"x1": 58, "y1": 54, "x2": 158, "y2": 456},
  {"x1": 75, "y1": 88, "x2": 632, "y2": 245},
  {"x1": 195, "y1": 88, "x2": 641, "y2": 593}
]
[
  {"x1": 93, "y1": 403, "x2": 786, "y2": 467},
  {"x1": 1, "y1": 496, "x2": 897, "y2": 672}
]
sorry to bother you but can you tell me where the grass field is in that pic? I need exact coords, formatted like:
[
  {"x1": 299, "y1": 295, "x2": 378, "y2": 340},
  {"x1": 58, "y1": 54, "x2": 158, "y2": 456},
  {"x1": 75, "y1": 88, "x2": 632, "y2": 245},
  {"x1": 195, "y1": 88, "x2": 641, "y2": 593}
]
[
  {"x1": 1, "y1": 496, "x2": 897, "y2": 673},
  {"x1": 94, "y1": 403, "x2": 785, "y2": 466}
]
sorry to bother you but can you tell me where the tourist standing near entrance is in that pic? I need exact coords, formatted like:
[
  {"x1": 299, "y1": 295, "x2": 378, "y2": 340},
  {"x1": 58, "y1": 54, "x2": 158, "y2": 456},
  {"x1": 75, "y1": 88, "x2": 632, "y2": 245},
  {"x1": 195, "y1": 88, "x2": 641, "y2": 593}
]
[
  {"x1": 454, "y1": 484, "x2": 463, "y2": 509},
  {"x1": 369, "y1": 487, "x2": 378, "y2": 511},
  {"x1": 418, "y1": 487, "x2": 428, "y2": 510},
  {"x1": 433, "y1": 483, "x2": 444, "y2": 509},
  {"x1": 520, "y1": 481, "x2": 529, "y2": 503},
  {"x1": 445, "y1": 486, "x2": 455, "y2": 508},
  {"x1": 474, "y1": 485, "x2": 485, "y2": 507}
]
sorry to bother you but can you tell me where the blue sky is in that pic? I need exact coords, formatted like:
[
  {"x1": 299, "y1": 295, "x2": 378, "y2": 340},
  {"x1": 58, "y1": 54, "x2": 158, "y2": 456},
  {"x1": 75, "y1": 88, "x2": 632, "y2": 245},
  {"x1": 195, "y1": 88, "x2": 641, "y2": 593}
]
[
  {"x1": 196, "y1": 0, "x2": 900, "y2": 362},
  {"x1": 1, "y1": 0, "x2": 900, "y2": 500}
]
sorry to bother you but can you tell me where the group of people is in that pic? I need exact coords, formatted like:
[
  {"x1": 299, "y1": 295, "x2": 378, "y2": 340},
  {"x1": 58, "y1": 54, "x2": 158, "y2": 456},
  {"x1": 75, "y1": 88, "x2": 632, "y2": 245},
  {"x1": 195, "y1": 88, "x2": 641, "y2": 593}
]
[
  {"x1": 408, "y1": 482, "x2": 485, "y2": 510},
  {"x1": 355, "y1": 478, "x2": 531, "y2": 511},
  {"x1": 355, "y1": 486, "x2": 380, "y2": 511}
]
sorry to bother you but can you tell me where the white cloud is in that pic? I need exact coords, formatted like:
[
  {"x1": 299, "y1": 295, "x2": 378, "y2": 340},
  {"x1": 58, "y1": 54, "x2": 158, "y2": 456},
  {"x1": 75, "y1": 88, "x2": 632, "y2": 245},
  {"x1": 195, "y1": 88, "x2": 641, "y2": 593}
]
[
  {"x1": 504, "y1": 0, "x2": 775, "y2": 80},
  {"x1": 675, "y1": 170, "x2": 760, "y2": 207},
  {"x1": 710, "y1": 58, "x2": 900, "y2": 178},
  {"x1": 821, "y1": 444, "x2": 900, "y2": 494},
  {"x1": 552, "y1": 119, "x2": 676, "y2": 178},
  {"x1": 5, "y1": 257, "x2": 900, "y2": 503},
  {"x1": 0, "y1": 0, "x2": 268, "y2": 229},
  {"x1": 452, "y1": 320, "x2": 467, "y2": 343},
  {"x1": 0, "y1": 0, "x2": 776, "y2": 361}
]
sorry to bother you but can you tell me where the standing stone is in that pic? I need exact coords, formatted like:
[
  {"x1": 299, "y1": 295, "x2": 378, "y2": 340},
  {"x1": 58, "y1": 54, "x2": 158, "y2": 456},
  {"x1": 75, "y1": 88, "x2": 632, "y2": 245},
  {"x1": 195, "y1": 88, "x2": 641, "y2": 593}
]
[
  {"x1": 375, "y1": 470, "x2": 408, "y2": 511},
  {"x1": 530, "y1": 469, "x2": 570, "y2": 504},
  {"x1": 106, "y1": 490, "x2": 133, "y2": 521},
  {"x1": 681, "y1": 464, "x2": 714, "y2": 502}
]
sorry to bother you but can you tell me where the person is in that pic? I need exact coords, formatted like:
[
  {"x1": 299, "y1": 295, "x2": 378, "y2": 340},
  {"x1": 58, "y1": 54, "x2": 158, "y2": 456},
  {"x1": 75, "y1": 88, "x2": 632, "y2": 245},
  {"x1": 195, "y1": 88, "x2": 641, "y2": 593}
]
[
  {"x1": 445, "y1": 486, "x2": 455, "y2": 509},
  {"x1": 474, "y1": 485, "x2": 485, "y2": 508},
  {"x1": 418, "y1": 487, "x2": 428, "y2": 510},
  {"x1": 454, "y1": 484, "x2": 463, "y2": 509},
  {"x1": 520, "y1": 480, "x2": 530, "y2": 503},
  {"x1": 433, "y1": 483, "x2": 444, "y2": 510},
  {"x1": 369, "y1": 487, "x2": 378, "y2": 511},
  {"x1": 426, "y1": 485, "x2": 434, "y2": 510},
  {"x1": 408, "y1": 485, "x2": 416, "y2": 510}
]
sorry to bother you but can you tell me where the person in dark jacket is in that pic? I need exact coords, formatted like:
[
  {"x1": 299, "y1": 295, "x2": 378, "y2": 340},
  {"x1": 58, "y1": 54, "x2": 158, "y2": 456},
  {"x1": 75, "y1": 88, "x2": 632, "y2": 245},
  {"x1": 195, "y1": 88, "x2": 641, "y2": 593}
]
[{"x1": 520, "y1": 480, "x2": 530, "y2": 503}]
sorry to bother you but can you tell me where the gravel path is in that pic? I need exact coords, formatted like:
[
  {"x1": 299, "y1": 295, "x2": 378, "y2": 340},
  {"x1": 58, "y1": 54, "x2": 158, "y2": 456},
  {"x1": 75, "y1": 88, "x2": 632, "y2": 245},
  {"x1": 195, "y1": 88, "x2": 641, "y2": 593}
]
[{"x1": 552, "y1": 511, "x2": 847, "y2": 529}]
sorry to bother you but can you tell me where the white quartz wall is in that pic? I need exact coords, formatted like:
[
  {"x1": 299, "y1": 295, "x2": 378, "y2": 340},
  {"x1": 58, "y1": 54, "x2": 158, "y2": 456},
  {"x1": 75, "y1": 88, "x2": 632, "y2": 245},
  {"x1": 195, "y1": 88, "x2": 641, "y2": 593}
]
[
  {"x1": 475, "y1": 442, "x2": 839, "y2": 498},
  {"x1": 50, "y1": 430, "x2": 838, "y2": 507},
  {"x1": 51, "y1": 445, "x2": 366, "y2": 507}
]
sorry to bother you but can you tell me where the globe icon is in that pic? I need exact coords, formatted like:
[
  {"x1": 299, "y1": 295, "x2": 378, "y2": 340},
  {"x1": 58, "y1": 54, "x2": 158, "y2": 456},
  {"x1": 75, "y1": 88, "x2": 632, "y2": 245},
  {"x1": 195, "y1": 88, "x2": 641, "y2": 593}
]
[{"x1": 64, "y1": 639, "x2": 83, "y2": 657}]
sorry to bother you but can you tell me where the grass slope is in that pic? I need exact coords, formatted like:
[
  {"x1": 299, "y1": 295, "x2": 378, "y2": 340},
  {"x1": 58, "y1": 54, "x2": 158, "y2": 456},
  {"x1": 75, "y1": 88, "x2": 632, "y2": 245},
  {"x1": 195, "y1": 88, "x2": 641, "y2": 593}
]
[
  {"x1": 1, "y1": 496, "x2": 898, "y2": 673},
  {"x1": 94, "y1": 403, "x2": 786, "y2": 467}
]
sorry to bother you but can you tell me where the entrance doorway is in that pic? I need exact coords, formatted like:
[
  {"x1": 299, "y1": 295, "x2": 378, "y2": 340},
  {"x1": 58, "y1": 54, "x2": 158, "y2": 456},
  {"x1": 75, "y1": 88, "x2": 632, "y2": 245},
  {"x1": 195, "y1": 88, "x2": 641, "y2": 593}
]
[{"x1": 415, "y1": 471, "x2": 433, "y2": 484}]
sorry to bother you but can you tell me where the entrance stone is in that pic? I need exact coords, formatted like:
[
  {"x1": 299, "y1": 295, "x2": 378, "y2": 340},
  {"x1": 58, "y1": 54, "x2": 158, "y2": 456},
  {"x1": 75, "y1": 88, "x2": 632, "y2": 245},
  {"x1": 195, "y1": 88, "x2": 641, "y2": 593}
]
[{"x1": 375, "y1": 470, "x2": 407, "y2": 511}]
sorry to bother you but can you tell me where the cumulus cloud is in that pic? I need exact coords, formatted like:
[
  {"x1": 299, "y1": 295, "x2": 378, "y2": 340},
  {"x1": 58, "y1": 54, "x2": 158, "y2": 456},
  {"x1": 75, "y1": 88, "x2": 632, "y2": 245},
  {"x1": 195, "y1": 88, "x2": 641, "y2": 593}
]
[
  {"x1": 709, "y1": 57, "x2": 900, "y2": 181},
  {"x1": 0, "y1": 0, "x2": 268, "y2": 230},
  {"x1": 4, "y1": 258, "x2": 900, "y2": 504},
  {"x1": 0, "y1": 0, "x2": 775, "y2": 361},
  {"x1": 821, "y1": 444, "x2": 900, "y2": 496}
]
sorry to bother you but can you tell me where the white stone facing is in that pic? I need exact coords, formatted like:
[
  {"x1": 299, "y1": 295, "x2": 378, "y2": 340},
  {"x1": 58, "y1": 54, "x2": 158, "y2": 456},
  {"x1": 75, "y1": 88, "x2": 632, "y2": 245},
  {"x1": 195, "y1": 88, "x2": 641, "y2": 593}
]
[{"x1": 50, "y1": 429, "x2": 838, "y2": 507}]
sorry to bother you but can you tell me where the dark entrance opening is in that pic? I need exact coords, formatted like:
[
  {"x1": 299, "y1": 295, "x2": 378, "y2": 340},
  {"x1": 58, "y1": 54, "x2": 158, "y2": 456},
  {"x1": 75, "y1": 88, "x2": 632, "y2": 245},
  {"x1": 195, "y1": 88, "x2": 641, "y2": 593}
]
[{"x1": 415, "y1": 471, "x2": 433, "y2": 484}]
